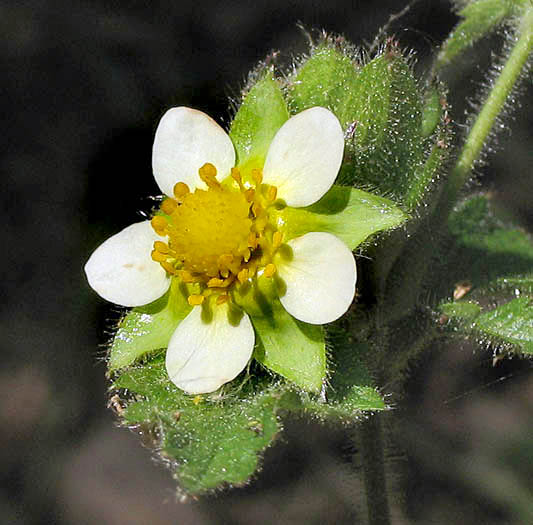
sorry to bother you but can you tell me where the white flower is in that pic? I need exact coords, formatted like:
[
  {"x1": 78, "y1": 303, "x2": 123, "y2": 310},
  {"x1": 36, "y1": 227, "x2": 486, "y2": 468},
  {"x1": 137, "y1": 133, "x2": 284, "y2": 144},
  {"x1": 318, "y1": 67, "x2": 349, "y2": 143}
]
[{"x1": 85, "y1": 106, "x2": 356, "y2": 394}]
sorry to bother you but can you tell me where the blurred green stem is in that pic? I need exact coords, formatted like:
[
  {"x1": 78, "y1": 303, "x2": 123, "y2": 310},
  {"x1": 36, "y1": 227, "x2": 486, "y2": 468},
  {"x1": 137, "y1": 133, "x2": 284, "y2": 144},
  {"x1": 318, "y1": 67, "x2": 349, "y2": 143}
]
[
  {"x1": 360, "y1": 413, "x2": 390, "y2": 525},
  {"x1": 445, "y1": 6, "x2": 533, "y2": 206}
]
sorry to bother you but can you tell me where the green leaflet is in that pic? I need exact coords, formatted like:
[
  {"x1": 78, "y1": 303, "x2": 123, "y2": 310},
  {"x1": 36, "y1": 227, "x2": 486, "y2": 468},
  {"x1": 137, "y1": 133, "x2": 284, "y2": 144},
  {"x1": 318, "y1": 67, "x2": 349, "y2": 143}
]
[
  {"x1": 436, "y1": 0, "x2": 520, "y2": 70},
  {"x1": 229, "y1": 72, "x2": 289, "y2": 174},
  {"x1": 108, "y1": 281, "x2": 191, "y2": 371},
  {"x1": 271, "y1": 184, "x2": 407, "y2": 250},
  {"x1": 113, "y1": 356, "x2": 281, "y2": 494}
]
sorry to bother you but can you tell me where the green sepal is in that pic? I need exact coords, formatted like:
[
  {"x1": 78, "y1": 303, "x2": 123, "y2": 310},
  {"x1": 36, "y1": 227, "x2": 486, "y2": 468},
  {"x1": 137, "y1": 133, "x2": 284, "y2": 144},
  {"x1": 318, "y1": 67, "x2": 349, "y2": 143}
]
[
  {"x1": 289, "y1": 44, "x2": 424, "y2": 203},
  {"x1": 108, "y1": 280, "x2": 192, "y2": 371},
  {"x1": 271, "y1": 184, "x2": 408, "y2": 250},
  {"x1": 441, "y1": 301, "x2": 482, "y2": 319},
  {"x1": 421, "y1": 87, "x2": 443, "y2": 139},
  {"x1": 288, "y1": 44, "x2": 360, "y2": 128},
  {"x1": 302, "y1": 330, "x2": 386, "y2": 420},
  {"x1": 436, "y1": 0, "x2": 520, "y2": 70},
  {"x1": 113, "y1": 355, "x2": 283, "y2": 494},
  {"x1": 229, "y1": 72, "x2": 289, "y2": 175},
  {"x1": 234, "y1": 276, "x2": 326, "y2": 392}
]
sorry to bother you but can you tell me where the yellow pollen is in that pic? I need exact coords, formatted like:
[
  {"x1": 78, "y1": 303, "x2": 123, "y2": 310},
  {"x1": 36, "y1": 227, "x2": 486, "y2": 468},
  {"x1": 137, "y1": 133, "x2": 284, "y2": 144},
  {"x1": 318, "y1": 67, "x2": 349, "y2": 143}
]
[
  {"x1": 151, "y1": 215, "x2": 168, "y2": 235},
  {"x1": 188, "y1": 294, "x2": 205, "y2": 306},
  {"x1": 252, "y1": 202, "x2": 263, "y2": 217},
  {"x1": 177, "y1": 270, "x2": 196, "y2": 283},
  {"x1": 207, "y1": 277, "x2": 224, "y2": 288},
  {"x1": 264, "y1": 263, "x2": 276, "y2": 278},
  {"x1": 161, "y1": 261, "x2": 176, "y2": 275},
  {"x1": 248, "y1": 232, "x2": 258, "y2": 249},
  {"x1": 173, "y1": 182, "x2": 190, "y2": 199}
]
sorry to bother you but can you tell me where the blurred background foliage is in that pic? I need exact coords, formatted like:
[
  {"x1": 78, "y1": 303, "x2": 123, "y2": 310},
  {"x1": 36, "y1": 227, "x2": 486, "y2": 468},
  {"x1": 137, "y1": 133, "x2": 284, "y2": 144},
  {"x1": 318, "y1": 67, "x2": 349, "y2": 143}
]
[{"x1": 1, "y1": 0, "x2": 532, "y2": 523}]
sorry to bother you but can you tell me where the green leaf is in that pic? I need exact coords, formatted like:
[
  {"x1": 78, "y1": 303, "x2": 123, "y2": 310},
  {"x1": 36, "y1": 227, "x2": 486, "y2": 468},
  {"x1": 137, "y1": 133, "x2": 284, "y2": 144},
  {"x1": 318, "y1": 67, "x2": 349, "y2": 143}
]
[
  {"x1": 448, "y1": 195, "x2": 533, "y2": 288},
  {"x1": 421, "y1": 87, "x2": 443, "y2": 139},
  {"x1": 271, "y1": 185, "x2": 408, "y2": 250},
  {"x1": 441, "y1": 301, "x2": 482, "y2": 319},
  {"x1": 229, "y1": 72, "x2": 289, "y2": 173},
  {"x1": 436, "y1": 0, "x2": 516, "y2": 70},
  {"x1": 440, "y1": 297, "x2": 533, "y2": 354},
  {"x1": 108, "y1": 281, "x2": 191, "y2": 371},
  {"x1": 113, "y1": 355, "x2": 282, "y2": 494}
]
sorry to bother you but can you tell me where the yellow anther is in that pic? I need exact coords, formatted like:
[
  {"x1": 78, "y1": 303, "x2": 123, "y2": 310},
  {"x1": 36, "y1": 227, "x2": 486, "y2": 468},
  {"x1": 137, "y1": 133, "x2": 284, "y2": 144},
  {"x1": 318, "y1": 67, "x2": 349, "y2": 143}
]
[
  {"x1": 161, "y1": 198, "x2": 178, "y2": 215},
  {"x1": 266, "y1": 186, "x2": 278, "y2": 202},
  {"x1": 237, "y1": 268, "x2": 249, "y2": 283},
  {"x1": 188, "y1": 294, "x2": 205, "y2": 306},
  {"x1": 272, "y1": 231, "x2": 283, "y2": 250},
  {"x1": 154, "y1": 241, "x2": 169, "y2": 254},
  {"x1": 161, "y1": 261, "x2": 176, "y2": 275},
  {"x1": 248, "y1": 232, "x2": 258, "y2": 249},
  {"x1": 151, "y1": 249, "x2": 168, "y2": 263},
  {"x1": 177, "y1": 270, "x2": 195, "y2": 283},
  {"x1": 252, "y1": 202, "x2": 263, "y2": 218},
  {"x1": 243, "y1": 248, "x2": 251, "y2": 262},
  {"x1": 151, "y1": 215, "x2": 168, "y2": 234},
  {"x1": 231, "y1": 167, "x2": 242, "y2": 184},
  {"x1": 173, "y1": 182, "x2": 190, "y2": 199},
  {"x1": 244, "y1": 188, "x2": 255, "y2": 202},
  {"x1": 264, "y1": 263, "x2": 276, "y2": 278},
  {"x1": 252, "y1": 169, "x2": 263, "y2": 185},
  {"x1": 199, "y1": 163, "x2": 219, "y2": 188},
  {"x1": 216, "y1": 294, "x2": 230, "y2": 305},
  {"x1": 207, "y1": 277, "x2": 224, "y2": 288}
]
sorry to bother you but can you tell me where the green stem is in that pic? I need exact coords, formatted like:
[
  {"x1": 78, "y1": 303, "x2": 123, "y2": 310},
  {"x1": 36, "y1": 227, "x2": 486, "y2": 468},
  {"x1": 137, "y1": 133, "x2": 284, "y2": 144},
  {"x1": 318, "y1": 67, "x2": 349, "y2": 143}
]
[
  {"x1": 360, "y1": 414, "x2": 391, "y2": 525},
  {"x1": 445, "y1": 7, "x2": 533, "y2": 205}
]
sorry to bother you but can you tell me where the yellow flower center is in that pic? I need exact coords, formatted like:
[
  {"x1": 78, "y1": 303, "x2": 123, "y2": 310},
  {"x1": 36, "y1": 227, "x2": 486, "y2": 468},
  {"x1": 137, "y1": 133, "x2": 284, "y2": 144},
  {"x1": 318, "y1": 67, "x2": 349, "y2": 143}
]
[{"x1": 150, "y1": 163, "x2": 281, "y2": 305}]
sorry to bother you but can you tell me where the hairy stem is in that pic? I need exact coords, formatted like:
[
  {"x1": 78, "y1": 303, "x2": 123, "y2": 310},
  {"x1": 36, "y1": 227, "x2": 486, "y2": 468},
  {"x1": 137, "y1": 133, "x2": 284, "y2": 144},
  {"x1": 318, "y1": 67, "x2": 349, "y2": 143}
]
[
  {"x1": 360, "y1": 413, "x2": 391, "y2": 525},
  {"x1": 445, "y1": 7, "x2": 533, "y2": 205}
]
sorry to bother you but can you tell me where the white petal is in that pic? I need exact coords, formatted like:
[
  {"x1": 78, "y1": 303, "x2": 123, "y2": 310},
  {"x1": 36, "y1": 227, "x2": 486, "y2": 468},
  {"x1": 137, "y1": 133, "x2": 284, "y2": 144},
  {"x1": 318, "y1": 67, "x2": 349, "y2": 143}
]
[
  {"x1": 84, "y1": 221, "x2": 170, "y2": 307},
  {"x1": 152, "y1": 107, "x2": 235, "y2": 196},
  {"x1": 166, "y1": 303, "x2": 254, "y2": 394},
  {"x1": 276, "y1": 232, "x2": 356, "y2": 325},
  {"x1": 262, "y1": 107, "x2": 344, "y2": 207}
]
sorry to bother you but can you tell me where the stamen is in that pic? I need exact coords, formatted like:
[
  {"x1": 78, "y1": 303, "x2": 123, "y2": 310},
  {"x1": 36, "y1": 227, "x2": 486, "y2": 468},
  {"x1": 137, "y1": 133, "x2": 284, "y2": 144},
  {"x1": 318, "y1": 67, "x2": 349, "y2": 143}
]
[
  {"x1": 252, "y1": 169, "x2": 263, "y2": 185},
  {"x1": 151, "y1": 250, "x2": 168, "y2": 263},
  {"x1": 244, "y1": 188, "x2": 255, "y2": 202},
  {"x1": 216, "y1": 294, "x2": 229, "y2": 305},
  {"x1": 188, "y1": 294, "x2": 205, "y2": 306},
  {"x1": 230, "y1": 167, "x2": 242, "y2": 185},
  {"x1": 161, "y1": 261, "x2": 176, "y2": 275},
  {"x1": 266, "y1": 186, "x2": 277, "y2": 202},
  {"x1": 173, "y1": 182, "x2": 190, "y2": 199},
  {"x1": 248, "y1": 232, "x2": 258, "y2": 249},
  {"x1": 264, "y1": 263, "x2": 276, "y2": 278},
  {"x1": 161, "y1": 198, "x2": 178, "y2": 215},
  {"x1": 272, "y1": 231, "x2": 283, "y2": 250},
  {"x1": 154, "y1": 241, "x2": 169, "y2": 253},
  {"x1": 252, "y1": 202, "x2": 263, "y2": 217},
  {"x1": 237, "y1": 268, "x2": 249, "y2": 283},
  {"x1": 207, "y1": 277, "x2": 224, "y2": 288},
  {"x1": 177, "y1": 270, "x2": 196, "y2": 283},
  {"x1": 198, "y1": 163, "x2": 220, "y2": 188},
  {"x1": 151, "y1": 215, "x2": 168, "y2": 235}
]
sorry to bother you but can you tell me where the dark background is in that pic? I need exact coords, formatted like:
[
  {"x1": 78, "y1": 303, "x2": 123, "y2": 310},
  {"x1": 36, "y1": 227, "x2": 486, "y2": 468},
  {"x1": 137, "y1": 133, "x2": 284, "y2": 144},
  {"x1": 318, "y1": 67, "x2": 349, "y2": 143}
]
[{"x1": 2, "y1": 1, "x2": 532, "y2": 523}]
